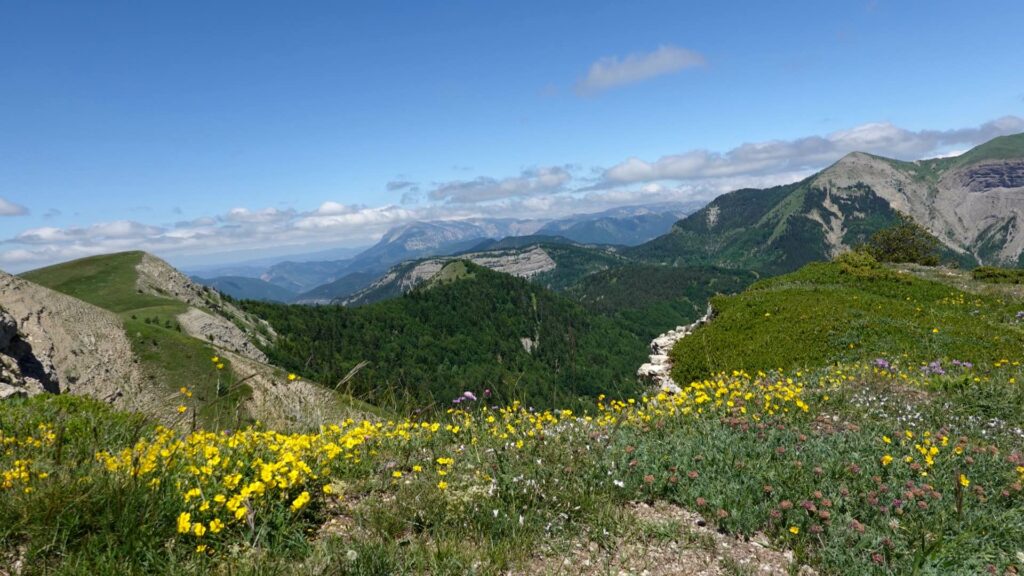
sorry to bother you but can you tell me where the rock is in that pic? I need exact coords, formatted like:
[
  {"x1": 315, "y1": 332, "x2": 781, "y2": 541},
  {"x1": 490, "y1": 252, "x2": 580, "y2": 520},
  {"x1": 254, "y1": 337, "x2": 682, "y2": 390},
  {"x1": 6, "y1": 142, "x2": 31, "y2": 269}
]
[
  {"x1": 638, "y1": 304, "x2": 714, "y2": 393},
  {"x1": 520, "y1": 337, "x2": 536, "y2": 354},
  {"x1": 637, "y1": 363, "x2": 668, "y2": 377},
  {"x1": 176, "y1": 308, "x2": 268, "y2": 363},
  {"x1": 136, "y1": 253, "x2": 276, "y2": 349},
  {"x1": 0, "y1": 381, "x2": 25, "y2": 400},
  {"x1": 342, "y1": 246, "x2": 557, "y2": 305},
  {"x1": 0, "y1": 309, "x2": 16, "y2": 350},
  {"x1": 0, "y1": 269, "x2": 144, "y2": 407}
]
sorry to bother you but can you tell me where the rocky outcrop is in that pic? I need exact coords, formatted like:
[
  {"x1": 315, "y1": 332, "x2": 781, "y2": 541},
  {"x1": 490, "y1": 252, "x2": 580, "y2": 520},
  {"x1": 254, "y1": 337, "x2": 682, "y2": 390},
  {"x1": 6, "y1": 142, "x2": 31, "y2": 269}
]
[
  {"x1": 637, "y1": 305, "x2": 714, "y2": 393},
  {"x1": 341, "y1": 246, "x2": 557, "y2": 306},
  {"x1": 136, "y1": 253, "x2": 276, "y2": 359},
  {"x1": 960, "y1": 160, "x2": 1024, "y2": 192},
  {"x1": 0, "y1": 309, "x2": 29, "y2": 399},
  {"x1": 223, "y1": 350, "x2": 366, "y2": 430},
  {"x1": 137, "y1": 253, "x2": 218, "y2": 309},
  {"x1": 176, "y1": 308, "x2": 268, "y2": 363},
  {"x1": 0, "y1": 270, "x2": 149, "y2": 409}
]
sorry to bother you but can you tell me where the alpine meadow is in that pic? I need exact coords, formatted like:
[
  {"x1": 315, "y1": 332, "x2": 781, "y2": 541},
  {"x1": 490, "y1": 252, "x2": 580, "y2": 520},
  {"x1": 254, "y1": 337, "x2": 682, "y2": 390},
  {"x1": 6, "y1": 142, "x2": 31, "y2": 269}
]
[{"x1": 3, "y1": 2, "x2": 1024, "y2": 575}]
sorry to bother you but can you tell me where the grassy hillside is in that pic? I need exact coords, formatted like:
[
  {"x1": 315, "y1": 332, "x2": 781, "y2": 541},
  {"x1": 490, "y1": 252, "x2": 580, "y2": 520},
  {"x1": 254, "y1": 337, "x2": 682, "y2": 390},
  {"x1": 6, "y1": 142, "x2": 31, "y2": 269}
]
[
  {"x1": 21, "y1": 252, "x2": 248, "y2": 427},
  {"x1": 242, "y1": 262, "x2": 648, "y2": 411},
  {"x1": 671, "y1": 252, "x2": 1024, "y2": 384}
]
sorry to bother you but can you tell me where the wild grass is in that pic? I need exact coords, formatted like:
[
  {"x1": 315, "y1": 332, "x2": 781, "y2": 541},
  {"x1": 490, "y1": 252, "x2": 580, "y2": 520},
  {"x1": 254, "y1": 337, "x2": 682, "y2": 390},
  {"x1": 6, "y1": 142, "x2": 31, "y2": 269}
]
[
  {"x1": 671, "y1": 253, "x2": 1024, "y2": 384},
  {"x1": 2, "y1": 357, "x2": 1022, "y2": 575}
]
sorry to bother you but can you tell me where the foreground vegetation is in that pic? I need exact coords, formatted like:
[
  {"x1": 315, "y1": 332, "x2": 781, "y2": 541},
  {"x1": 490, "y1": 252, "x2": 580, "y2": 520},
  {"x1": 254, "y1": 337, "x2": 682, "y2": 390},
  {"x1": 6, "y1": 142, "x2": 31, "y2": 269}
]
[
  {"x1": 3, "y1": 255, "x2": 1023, "y2": 574},
  {"x1": 2, "y1": 356, "x2": 1022, "y2": 575}
]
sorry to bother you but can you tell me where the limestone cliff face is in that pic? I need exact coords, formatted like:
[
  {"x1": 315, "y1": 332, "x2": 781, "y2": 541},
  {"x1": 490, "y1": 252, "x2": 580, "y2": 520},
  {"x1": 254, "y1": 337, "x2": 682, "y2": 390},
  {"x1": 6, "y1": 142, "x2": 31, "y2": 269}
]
[
  {"x1": 0, "y1": 271, "x2": 150, "y2": 409},
  {"x1": 812, "y1": 149, "x2": 1024, "y2": 264},
  {"x1": 341, "y1": 246, "x2": 557, "y2": 306}
]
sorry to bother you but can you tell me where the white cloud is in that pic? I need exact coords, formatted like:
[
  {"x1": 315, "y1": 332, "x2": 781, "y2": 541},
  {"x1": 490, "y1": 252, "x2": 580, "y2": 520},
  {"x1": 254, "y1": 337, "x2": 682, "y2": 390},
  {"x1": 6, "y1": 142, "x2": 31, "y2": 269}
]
[
  {"x1": 0, "y1": 197, "x2": 28, "y2": 216},
  {"x1": 600, "y1": 115, "x2": 1024, "y2": 185},
  {"x1": 2, "y1": 116, "x2": 1022, "y2": 272},
  {"x1": 428, "y1": 166, "x2": 572, "y2": 204},
  {"x1": 224, "y1": 207, "x2": 294, "y2": 224},
  {"x1": 294, "y1": 205, "x2": 416, "y2": 230},
  {"x1": 576, "y1": 45, "x2": 705, "y2": 96},
  {"x1": 0, "y1": 204, "x2": 427, "y2": 272}
]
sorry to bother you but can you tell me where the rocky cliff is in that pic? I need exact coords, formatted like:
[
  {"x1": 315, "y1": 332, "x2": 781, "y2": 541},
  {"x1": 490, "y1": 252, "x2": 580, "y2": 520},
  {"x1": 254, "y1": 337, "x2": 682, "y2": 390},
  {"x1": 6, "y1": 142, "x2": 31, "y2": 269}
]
[{"x1": 0, "y1": 270, "x2": 150, "y2": 409}]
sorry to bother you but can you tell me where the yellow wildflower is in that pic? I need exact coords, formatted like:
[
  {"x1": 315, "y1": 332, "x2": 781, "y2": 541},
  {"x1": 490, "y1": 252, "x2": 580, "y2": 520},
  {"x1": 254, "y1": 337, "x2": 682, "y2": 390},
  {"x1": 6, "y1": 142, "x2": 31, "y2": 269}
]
[
  {"x1": 290, "y1": 491, "x2": 311, "y2": 512},
  {"x1": 176, "y1": 512, "x2": 192, "y2": 534}
]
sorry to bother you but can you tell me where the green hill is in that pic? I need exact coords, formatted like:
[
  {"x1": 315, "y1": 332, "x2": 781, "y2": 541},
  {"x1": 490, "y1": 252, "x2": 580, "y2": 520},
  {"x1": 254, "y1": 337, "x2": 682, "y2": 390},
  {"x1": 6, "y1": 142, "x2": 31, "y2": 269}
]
[
  {"x1": 21, "y1": 252, "x2": 249, "y2": 426},
  {"x1": 19, "y1": 251, "x2": 375, "y2": 427},
  {"x1": 241, "y1": 262, "x2": 648, "y2": 410},
  {"x1": 670, "y1": 252, "x2": 1024, "y2": 383},
  {"x1": 628, "y1": 179, "x2": 905, "y2": 274}
]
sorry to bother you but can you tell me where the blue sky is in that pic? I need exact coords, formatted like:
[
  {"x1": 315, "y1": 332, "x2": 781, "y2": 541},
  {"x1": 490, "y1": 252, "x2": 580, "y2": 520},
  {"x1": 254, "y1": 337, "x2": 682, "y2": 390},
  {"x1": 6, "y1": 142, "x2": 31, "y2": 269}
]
[{"x1": 1, "y1": 0, "x2": 1023, "y2": 270}]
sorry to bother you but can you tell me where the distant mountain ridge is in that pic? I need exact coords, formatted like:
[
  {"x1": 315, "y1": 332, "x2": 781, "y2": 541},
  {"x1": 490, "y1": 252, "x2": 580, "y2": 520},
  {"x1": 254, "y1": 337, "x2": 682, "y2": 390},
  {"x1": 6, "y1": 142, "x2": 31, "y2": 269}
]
[
  {"x1": 631, "y1": 133, "x2": 1024, "y2": 272},
  {"x1": 537, "y1": 202, "x2": 701, "y2": 246},
  {"x1": 199, "y1": 204, "x2": 701, "y2": 302}
]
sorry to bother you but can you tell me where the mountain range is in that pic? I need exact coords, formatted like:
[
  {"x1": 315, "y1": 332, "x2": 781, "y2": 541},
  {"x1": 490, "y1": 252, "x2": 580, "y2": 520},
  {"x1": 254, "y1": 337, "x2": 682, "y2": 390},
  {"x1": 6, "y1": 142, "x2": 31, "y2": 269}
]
[{"x1": 191, "y1": 203, "x2": 699, "y2": 302}]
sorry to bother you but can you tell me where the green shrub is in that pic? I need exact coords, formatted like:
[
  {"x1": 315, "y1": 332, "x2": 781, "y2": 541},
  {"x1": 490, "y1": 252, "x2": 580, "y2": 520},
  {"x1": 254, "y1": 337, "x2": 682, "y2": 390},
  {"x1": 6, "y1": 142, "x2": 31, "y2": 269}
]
[
  {"x1": 972, "y1": 266, "x2": 1024, "y2": 284},
  {"x1": 860, "y1": 217, "x2": 940, "y2": 266}
]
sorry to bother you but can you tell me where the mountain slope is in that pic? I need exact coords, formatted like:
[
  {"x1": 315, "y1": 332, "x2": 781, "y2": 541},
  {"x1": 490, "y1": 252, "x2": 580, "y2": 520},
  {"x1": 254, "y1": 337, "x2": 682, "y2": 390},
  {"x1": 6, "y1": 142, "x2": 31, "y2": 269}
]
[
  {"x1": 241, "y1": 262, "x2": 648, "y2": 410},
  {"x1": 632, "y1": 134, "x2": 1024, "y2": 273},
  {"x1": 669, "y1": 252, "x2": 1024, "y2": 384},
  {"x1": 19, "y1": 251, "x2": 368, "y2": 427},
  {"x1": 258, "y1": 218, "x2": 543, "y2": 293},
  {"x1": 566, "y1": 264, "x2": 758, "y2": 340},
  {"x1": 629, "y1": 179, "x2": 904, "y2": 273}
]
